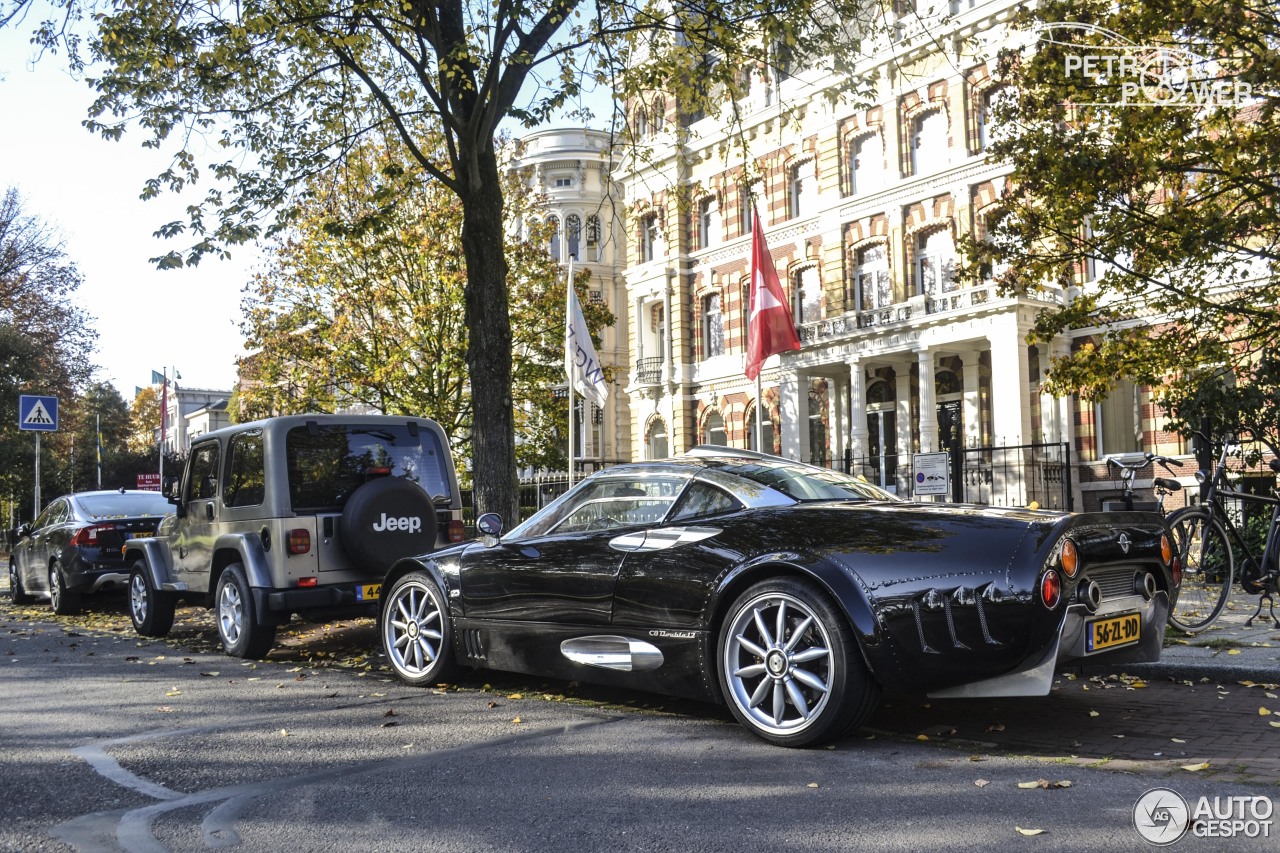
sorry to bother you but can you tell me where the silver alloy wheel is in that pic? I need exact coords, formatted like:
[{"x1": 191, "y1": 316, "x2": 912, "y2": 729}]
[
  {"x1": 384, "y1": 577, "x2": 445, "y2": 678},
  {"x1": 8, "y1": 563, "x2": 16, "y2": 596},
  {"x1": 219, "y1": 578, "x2": 245, "y2": 646},
  {"x1": 130, "y1": 572, "x2": 148, "y2": 624},
  {"x1": 49, "y1": 568, "x2": 62, "y2": 611},
  {"x1": 723, "y1": 591, "x2": 834, "y2": 736}
]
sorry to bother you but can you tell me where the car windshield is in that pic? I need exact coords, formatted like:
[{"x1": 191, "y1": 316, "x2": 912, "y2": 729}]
[
  {"x1": 716, "y1": 461, "x2": 900, "y2": 503},
  {"x1": 76, "y1": 493, "x2": 173, "y2": 519},
  {"x1": 286, "y1": 423, "x2": 452, "y2": 512}
]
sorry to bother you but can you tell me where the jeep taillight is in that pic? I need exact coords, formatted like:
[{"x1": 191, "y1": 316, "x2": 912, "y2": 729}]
[
  {"x1": 70, "y1": 524, "x2": 115, "y2": 546},
  {"x1": 288, "y1": 529, "x2": 311, "y2": 555},
  {"x1": 447, "y1": 519, "x2": 465, "y2": 543}
]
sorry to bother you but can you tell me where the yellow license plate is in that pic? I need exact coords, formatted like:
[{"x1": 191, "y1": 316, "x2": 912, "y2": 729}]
[
  {"x1": 1087, "y1": 613, "x2": 1140, "y2": 652},
  {"x1": 356, "y1": 583, "x2": 382, "y2": 602}
]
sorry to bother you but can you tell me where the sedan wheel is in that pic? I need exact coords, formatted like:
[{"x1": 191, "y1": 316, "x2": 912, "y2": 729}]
[
  {"x1": 49, "y1": 566, "x2": 80, "y2": 616},
  {"x1": 719, "y1": 577, "x2": 880, "y2": 747},
  {"x1": 9, "y1": 561, "x2": 34, "y2": 604},
  {"x1": 381, "y1": 571, "x2": 455, "y2": 687}
]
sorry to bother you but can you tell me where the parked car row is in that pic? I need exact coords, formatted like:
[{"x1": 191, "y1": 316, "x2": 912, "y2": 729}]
[{"x1": 7, "y1": 415, "x2": 1182, "y2": 746}]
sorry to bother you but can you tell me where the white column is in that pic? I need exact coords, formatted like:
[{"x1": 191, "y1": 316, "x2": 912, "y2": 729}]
[
  {"x1": 988, "y1": 315, "x2": 1033, "y2": 446},
  {"x1": 1047, "y1": 337, "x2": 1074, "y2": 449},
  {"x1": 917, "y1": 348, "x2": 937, "y2": 453},
  {"x1": 780, "y1": 370, "x2": 804, "y2": 460},
  {"x1": 895, "y1": 366, "x2": 911, "y2": 460},
  {"x1": 831, "y1": 374, "x2": 847, "y2": 469},
  {"x1": 662, "y1": 284, "x2": 674, "y2": 383},
  {"x1": 848, "y1": 360, "x2": 868, "y2": 462},
  {"x1": 959, "y1": 349, "x2": 982, "y2": 449}
]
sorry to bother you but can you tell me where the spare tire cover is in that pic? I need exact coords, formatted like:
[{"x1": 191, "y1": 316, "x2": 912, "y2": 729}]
[{"x1": 340, "y1": 477, "x2": 440, "y2": 572}]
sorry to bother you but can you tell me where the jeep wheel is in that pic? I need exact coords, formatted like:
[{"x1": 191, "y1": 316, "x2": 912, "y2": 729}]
[
  {"x1": 341, "y1": 477, "x2": 439, "y2": 573},
  {"x1": 10, "y1": 561, "x2": 34, "y2": 604},
  {"x1": 216, "y1": 563, "x2": 275, "y2": 659},
  {"x1": 49, "y1": 565, "x2": 80, "y2": 616},
  {"x1": 381, "y1": 570, "x2": 455, "y2": 687},
  {"x1": 129, "y1": 562, "x2": 175, "y2": 637}
]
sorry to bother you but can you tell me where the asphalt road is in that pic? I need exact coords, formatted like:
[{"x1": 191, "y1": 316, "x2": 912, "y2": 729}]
[{"x1": 3, "y1": 593, "x2": 1279, "y2": 853}]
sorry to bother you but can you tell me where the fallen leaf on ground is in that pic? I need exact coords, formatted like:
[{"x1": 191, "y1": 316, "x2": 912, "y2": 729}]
[
  {"x1": 511, "y1": 716, "x2": 522, "y2": 724},
  {"x1": 986, "y1": 723, "x2": 1006, "y2": 732},
  {"x1": 1088, "y1": 710, "x2": 1100, "y2": 717},
  {"x1": 1260, "y1": 707, "x2": 1273, "y2": 716},
  {"x1": 1228, "y1": 649, "x2": 1241, "y2": 655},
  {"x1": 1171, "y1": 738, "x2": 1187, "y2": 743},
  {"x1": 1015, "y1": 827, "x2": 1045, "y2": 836},
  {"x1": 1018, "y1": 779, "x2": 1072, "y2": 789},
  {"x1": 806, "y1": 783, "x2": 819, "y2": 789},
  {"x1": 975, "y1": 779, "x2": 990, "y2": 788},
  {"x1": 1181, "y1": 762, "x2": 1210, "y2": 772}
]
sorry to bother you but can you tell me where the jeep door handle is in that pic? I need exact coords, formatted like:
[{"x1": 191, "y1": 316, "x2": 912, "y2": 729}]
[{"x1": 206, "y1": 503, "x2": 214, "y2": 521}]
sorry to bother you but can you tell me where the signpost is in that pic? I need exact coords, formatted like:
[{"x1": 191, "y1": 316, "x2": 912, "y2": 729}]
[
  {"x1": 912, "y1": 451, "x2": 951, "y2": 498},
  {"x1": 18, "y1": 395, "x2": 59, "y2": 519},
  {"x1": 137, "y1": 473, "x2": 162, "y2": 492}
]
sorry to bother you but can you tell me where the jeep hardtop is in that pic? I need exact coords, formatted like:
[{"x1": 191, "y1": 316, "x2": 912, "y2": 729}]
[{"x1": 124, "y1": 413, "x2": 463, "y2": 658}]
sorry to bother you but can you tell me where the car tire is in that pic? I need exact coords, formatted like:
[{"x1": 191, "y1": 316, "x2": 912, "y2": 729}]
[
  {"x1": 129, "y1": 562, "x2": 176, "y2": 637},
  {"x1": 9, "y1": 561, "x2": 34, "y2": 604},
  {"x1": 49, "y1": 566, "x2": 80, "y2": 616},
  {"x1": 216, "y1": 563, "x2": 275, "y2": 660},
  {"x1": 380, "y1": 570, "x2": 455, "y2": 687},
  {"x1": 718, "y1": 576, "x2": 880, "y2": 747}
]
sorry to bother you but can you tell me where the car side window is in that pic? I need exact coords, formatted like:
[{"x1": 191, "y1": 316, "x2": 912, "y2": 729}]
[
  {"x1": 668, "y1": 482, "x2": 742, "y2": 522},
  {"x1": 224, "y1": 430, "x2": 266, "y2": 508},
  {"x1": 551, "y1": 478, "x2": 682, "y2": 534},
  {"x1": 186, "y1": 442, "x2": 221, "y2": 502}
]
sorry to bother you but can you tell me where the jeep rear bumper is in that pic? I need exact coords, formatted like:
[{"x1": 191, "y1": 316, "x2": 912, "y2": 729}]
[{"x1": 263, "y1": 586, "x2": 359, "y2": 611}]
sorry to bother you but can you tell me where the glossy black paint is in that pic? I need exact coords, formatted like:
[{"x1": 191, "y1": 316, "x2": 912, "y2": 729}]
[{"x1": 383, "y1": 458, "x2": 1174, "y2": 706}]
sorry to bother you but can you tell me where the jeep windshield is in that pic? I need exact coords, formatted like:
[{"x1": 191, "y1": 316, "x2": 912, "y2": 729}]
[{"x1": 286, "y1": 423, "x2": 452, "y2": 512}]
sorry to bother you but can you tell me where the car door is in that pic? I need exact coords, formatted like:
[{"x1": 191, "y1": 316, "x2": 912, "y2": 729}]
[
  {"x1": 459, "y1": 475, "x2": 687, "y2": 625},
  {"x1": 19, "y1": 501, "x2": 63, "y2": 594},
  {"x1": 173, "y1": 440, "x2": 222, "y2": 585}
]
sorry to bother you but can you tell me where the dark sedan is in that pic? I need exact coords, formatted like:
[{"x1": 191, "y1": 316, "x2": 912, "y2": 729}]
[
  {"x1": 378, "y1": 449, "x2": 1180, "y2": 746},
  {"x1": 10, "y1": 490, "x2": 173, "y2": 614}
]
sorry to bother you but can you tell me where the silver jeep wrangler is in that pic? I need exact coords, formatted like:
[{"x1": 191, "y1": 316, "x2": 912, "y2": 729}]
[{"x1": 123, "y1": 414, "x2": 463, "y2": 659}]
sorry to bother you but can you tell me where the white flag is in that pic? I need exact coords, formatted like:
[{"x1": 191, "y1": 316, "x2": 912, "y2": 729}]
[{"x1": 566, "y1": 285, "x2": 608, "y2": 410}]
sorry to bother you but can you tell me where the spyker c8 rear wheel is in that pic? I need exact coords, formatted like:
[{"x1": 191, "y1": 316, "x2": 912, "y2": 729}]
[
  {"x1": 719, "y1": 577, "x2": 880, "y2": 747},
  {"x1": 381, "y1": 570, "x2": 455, "y2": 687}
]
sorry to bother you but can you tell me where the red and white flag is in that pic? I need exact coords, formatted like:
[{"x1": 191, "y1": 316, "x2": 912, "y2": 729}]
[{"x1": 744, "y1": 210, "x2": 800, "y2": 380}]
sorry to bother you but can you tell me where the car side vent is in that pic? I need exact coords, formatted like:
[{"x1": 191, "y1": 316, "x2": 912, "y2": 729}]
[{"x1": 463, "y1": 629, "x2": 486, "y2": 660}]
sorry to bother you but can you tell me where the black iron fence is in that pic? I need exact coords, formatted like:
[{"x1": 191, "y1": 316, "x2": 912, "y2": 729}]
[{"x1": 846, "y1": 441, "x2": 1073, "y2": 511}]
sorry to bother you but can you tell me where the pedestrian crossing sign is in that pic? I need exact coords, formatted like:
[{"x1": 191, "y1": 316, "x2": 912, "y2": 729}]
[{"x1": 18, "y1": 395, "x2": 58, "y2": 431}]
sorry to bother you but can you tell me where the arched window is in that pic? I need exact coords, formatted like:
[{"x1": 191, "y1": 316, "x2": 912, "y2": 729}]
[
  {"x1": 548, "y1": 215, "x2": 561, "y2": 260},
  {"x1": 916, "y1": 228, "x2": 957, "y2": 296},
  {"x1": 647, "y1": 418, "x2": 669, "y2": 460},
  {"x1": 855, "y1": 243, "x2": 891, "y2": 311},
  {"x1": 911, "y1": 109, "x2": 948, "y2": 175},
  {"x1": 566, "y1": 214, "x2": 582, "y2": 260},
  {"x1": 793, "y1": 266, "x2": 822, "y2": 324},
  {"x1": 586, "y1": 215, "x2": 602, "y2": 261},
  {"x1": 703, "y1": 411, "x2": 727, "y2": 445},
  {"x1": 745, "y1": 406, "x2": 774, "y2": 454},
  {"x1": 850, "y1": 133, "x2": 884, "y2": 195}
]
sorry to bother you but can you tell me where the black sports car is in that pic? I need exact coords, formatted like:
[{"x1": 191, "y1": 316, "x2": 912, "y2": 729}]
[{"x1": 378, "y1": 449, "x2": 1179, "y2": 746}]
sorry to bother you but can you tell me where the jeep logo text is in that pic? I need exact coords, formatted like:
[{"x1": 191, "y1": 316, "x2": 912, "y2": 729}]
[{"x1": 372, "y1": 513, "x2": 422, "y2": 533}]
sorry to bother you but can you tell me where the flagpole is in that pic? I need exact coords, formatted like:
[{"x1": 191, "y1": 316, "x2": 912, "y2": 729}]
[
  {"x1": 158, "y1": 368, "x2": 166, "y2": 484},
  {"x1": 755, "y1": 374, "x2": 763, "y2": 453},
  {"x1": 96, "y1": 414, "x2": 102, "y2": 489},
  {"x1": 566, "y1": 258, "x2": 576, "y2": 489}
]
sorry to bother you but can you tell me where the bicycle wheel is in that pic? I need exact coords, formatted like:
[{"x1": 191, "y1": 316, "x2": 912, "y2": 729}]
[{"x1": 1167, "y1": 508, "x2": 1233, "y2": 633}]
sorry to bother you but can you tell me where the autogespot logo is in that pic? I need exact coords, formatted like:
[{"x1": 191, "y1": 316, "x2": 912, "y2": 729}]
[
  {"x1": 1134, "y1": 788, "x2": 1190, "y2": 845},
  {"x1": 1036, "y1": 23, "x2": 1254, "y2": 109}
]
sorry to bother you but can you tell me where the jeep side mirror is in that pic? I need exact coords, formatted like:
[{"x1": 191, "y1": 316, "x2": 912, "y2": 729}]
[{"x1": 476, "y1": 512, "x2": 504, "y2": 537}]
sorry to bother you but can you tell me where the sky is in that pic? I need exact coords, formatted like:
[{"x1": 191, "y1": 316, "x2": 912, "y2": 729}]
[{"x1": 0, "y1": 24, "x2": 259, "y2": 399}]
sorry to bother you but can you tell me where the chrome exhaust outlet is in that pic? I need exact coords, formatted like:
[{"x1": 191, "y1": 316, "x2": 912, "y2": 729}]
[
  {"x1": 1134, "y1": 572, "x2": 1157, "y2": 601},
  {"x1": 1078, "y1": 579, "x2": 1102, "y2": 613}
]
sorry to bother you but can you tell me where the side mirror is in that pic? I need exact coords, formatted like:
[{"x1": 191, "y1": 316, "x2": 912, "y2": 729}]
[
  {"x1": 163, "y1": 476, "x2": 182, "y2": 500},
  {"x1": 476, "y1": 512, "x2": 504, "y2": 545},
  {"x1": 18, "y1": 523, "x2": 31, "y2": 538}
]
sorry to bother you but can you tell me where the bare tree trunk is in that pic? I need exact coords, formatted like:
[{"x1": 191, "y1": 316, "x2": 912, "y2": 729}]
[{"x1": 458, "y1": 145, "x2": 519, "y2": 523}]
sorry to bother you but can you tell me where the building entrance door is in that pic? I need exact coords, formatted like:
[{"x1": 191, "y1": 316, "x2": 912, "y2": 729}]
[{"x1": 867, "y1": 407, "x2": 897, "y2": 493}]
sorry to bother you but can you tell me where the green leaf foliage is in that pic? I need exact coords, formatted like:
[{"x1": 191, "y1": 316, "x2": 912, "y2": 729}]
[{"x1": 964, "y1": 0, "x2": 1280, "y2": 444}]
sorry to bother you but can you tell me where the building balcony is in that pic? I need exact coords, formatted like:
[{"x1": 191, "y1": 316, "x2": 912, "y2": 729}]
[{"x1": 634, "y1": 356, "x2": 665, "y2": 386}]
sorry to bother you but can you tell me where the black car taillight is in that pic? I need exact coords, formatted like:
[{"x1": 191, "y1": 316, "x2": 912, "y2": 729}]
[
  {"x1": 70, "y1": 524, "x2": 116, "y2": 547},
  {"x1": 447, "y1": 519, "x2": 465, "y2": 543},
  {"x1": 1040, "y1": 569, "x2": 1063, "y2": 609}
]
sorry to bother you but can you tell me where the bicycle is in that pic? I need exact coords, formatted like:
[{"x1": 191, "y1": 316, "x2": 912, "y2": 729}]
[
  {"x1": 1102, "y1": 451, "x2": 1184, "y2": 513},
  {"x1": 1165, "y1": 436, "x2": 1280, "y2": 633}
]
